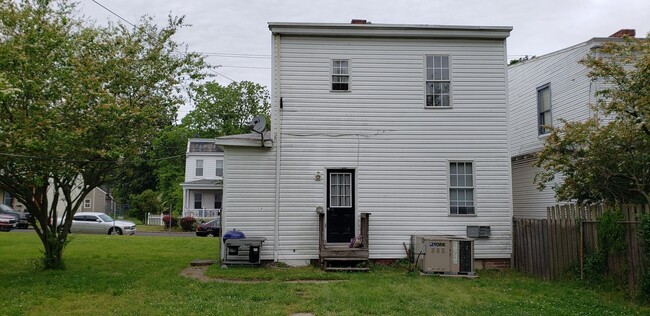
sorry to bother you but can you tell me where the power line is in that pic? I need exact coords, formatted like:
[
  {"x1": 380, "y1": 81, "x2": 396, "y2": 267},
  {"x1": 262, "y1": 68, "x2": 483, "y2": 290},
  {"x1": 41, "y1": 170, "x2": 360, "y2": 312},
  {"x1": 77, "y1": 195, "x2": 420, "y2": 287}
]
[
  {"x1": 90, "y1": 0, "x2": 135, "y2": 27},
  {"x1": 0, "y1": 152, "x2": 185, "y2": 164},
  {"x1": 90, "y1": 0, "x2": 236, "y2": 83}
]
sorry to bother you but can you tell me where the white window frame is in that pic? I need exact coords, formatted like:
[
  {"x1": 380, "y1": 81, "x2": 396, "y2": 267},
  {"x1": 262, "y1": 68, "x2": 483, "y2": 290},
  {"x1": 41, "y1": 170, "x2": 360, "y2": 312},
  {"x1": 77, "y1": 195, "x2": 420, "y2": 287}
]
[
  {"x1": 215, "y1": 159, "x2": 223, "y2": 177},
  {"x1": 331, "y1": 59, "x2": 350, "y2": 92},
  {"x1": 4, "y1": 192, "x2": 13, "y2": 206},
  {"x1": 194, "y1": 193, "x2": 202, "y2": 209},
  {"x1": 448, "y1": 161, "x2": 476, "y2": 215},
  {"x1": 537, "y1": 83, "x2": 552, "y2": 135},
  {"x1": 214, "y1": 192, "x2": 222, "y2": 209},
  {"x1": 424, "y1": 55, "x2": 452, "y2": 108},
  {"x1": 329, "y1": 172, "x2": 352, "y2": 208},
  {"x1": 195, "y1": 159, "x2": 204, "y2": 177},
  {"x1": 84, "y1": 198, "x2": 91, "y2": 209}
]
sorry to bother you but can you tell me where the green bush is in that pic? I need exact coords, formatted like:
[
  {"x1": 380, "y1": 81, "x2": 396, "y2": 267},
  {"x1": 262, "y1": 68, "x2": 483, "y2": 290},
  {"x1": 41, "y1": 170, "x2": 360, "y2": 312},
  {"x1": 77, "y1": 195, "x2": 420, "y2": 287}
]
[
  {"x1": 129, "y1": 189, "x2": 164, "y2": 222},
  {"x1": 638, "y1": 213, "x2": 650, "y2": 304}
]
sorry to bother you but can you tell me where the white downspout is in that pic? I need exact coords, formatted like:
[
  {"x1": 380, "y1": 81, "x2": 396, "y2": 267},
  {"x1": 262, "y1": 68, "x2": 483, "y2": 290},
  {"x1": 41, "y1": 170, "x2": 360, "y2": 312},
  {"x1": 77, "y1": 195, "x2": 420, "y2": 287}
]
[{"x1": 273, "y1": 32, "x2": 282, "y2": 262}]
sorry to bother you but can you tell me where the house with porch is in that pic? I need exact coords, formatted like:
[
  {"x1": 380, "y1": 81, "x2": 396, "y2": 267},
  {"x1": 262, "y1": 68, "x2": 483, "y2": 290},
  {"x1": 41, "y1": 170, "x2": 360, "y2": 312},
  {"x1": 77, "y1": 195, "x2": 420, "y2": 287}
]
[
  {"x1": 215, "y1": 21, "x2": 513, "y2": 268},
  {"x1": 181, "y1": 138, "x2": 223, "y2": 219},
  {"x1": 508, "y1": 29, "x2": 635, "y2": 219}
]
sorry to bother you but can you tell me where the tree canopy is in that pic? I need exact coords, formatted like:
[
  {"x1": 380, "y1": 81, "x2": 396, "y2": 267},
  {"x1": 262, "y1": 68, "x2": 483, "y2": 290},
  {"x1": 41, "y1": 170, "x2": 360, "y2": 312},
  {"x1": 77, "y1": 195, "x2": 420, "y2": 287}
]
[
  {"x1": 0, "y1": 0, "x2": 207, "y2": 268},
  {"x1": 182, "y1": 80, "x2": 271, "y2": 137},
  {"x1": 535, "y1": 33, "x2": 650, "y2": 205}
]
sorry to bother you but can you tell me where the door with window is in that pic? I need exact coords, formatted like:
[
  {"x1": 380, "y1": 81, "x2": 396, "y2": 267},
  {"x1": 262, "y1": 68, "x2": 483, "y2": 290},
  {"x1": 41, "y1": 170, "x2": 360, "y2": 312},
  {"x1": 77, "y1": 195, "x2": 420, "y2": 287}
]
[{"x1": 326, "y1": 170, "x2": 355, "y2": 243}]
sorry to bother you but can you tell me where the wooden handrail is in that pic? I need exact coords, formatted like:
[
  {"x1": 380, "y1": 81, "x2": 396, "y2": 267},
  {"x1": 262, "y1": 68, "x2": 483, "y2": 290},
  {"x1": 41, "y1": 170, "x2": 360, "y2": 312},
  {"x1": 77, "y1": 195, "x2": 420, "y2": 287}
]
[
  {"x1": 318, "y1": 212, "x2": 325, "y2": 251},
  {"x1": 360, "y1": 212, "x2": 370, "y2": 250}
]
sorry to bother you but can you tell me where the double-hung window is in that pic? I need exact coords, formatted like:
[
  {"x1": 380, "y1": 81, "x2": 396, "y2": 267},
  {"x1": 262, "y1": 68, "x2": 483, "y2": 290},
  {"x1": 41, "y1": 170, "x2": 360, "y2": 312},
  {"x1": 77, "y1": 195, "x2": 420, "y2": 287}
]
[
  {"x1": 194, "y1": 193, "x2": 202, "y2": 209},
  {"x1": 425, "y1": 55, "x2": 451, "y2": 107},
  {"x1": 215, "y1": 160, "x2": 223, "y2": 177},
  {"x1": 3, "y1": 192, "x2": 12, "y2": 206},
  {"x1": 214, "y1": 192, "x2": 222, "y2": 209},
  {"x1": 449, "y1": 162, "x2": 475, "y2": 215},
  {"x1": 84, "y1": 199, "x2": 91, "y2": 209},
  {"x1": 332, "y1": 59, "x2": 349, "y2": 91},
  {"x1": 537, "y1": 84, "x2": 552, "y2": 135},
  {"x1": 195, "y1": 159, "x2": 204, "y2": 177}
]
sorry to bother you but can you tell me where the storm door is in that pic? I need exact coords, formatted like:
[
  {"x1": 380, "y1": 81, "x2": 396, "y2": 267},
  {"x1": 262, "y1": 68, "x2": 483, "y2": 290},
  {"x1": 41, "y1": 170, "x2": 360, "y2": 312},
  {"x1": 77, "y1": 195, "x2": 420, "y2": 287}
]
[{"x1": 326, "y1": 170, "x2": 355, "y2": 243}]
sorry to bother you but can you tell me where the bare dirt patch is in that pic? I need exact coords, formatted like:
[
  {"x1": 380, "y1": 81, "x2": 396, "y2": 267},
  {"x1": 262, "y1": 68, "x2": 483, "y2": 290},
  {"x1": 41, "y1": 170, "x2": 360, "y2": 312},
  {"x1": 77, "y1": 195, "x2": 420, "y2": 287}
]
[{"x1": 180, "y1": 265, "x2": 344, "y2": 284}]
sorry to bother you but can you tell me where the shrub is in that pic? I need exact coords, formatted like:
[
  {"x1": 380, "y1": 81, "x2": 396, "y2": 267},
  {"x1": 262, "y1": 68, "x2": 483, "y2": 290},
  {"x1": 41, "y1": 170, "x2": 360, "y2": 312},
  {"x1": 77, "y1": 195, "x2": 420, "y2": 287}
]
[
  {"x1": 180, "y1": 217, "x2": 196, "y2": 231},
  {"x1": 162, "y1": 215, "x2": 178, "y2": 227}
]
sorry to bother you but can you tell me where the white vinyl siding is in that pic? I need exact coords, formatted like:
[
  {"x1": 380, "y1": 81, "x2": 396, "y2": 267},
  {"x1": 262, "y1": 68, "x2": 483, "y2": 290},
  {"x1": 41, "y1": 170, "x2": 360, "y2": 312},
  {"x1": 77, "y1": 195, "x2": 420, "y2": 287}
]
[
  {"x1": 508, "y1": 41, "x2": 594, "y2": 157},
  {"x1": 266, "y1": 35, "x2": 511, "y2": 261},
  {"x1": 184, "y1": 155, "x2": 224, "y2": 182},
  {"x1": 425, "y1": 55, "x2": 451, "y2": 107},
  {"x1": 512, "y1": 156, "x2": 565, "y2": 218}
]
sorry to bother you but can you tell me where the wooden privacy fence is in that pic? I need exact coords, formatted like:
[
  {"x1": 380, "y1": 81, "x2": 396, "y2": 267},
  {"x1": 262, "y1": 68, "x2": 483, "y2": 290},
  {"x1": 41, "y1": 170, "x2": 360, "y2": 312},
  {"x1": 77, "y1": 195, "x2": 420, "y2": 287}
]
[{"x1": 513, "y1": 204, "x2": 648, "y2": 288}]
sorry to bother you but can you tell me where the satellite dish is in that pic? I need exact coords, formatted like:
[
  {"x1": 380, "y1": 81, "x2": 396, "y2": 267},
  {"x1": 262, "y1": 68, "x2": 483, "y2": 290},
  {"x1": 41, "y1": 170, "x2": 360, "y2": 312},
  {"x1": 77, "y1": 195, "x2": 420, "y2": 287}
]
[{"x1": 249, "y1": 115, "x2": 267, "y2": 134}]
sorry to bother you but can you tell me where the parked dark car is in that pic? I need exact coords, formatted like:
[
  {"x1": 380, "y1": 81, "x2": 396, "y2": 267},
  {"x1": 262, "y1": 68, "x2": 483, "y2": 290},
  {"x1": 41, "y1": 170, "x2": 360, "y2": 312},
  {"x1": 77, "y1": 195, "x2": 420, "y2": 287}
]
[
  {"x1": 0, "y1": 204, "x2": 30, "y2": 229},
  {"x1": 0, "y1": 214, "x2": 17, "y2": 231},
  {"x1": 196, "y1": 218, "x2": 220, "y2": 237}
]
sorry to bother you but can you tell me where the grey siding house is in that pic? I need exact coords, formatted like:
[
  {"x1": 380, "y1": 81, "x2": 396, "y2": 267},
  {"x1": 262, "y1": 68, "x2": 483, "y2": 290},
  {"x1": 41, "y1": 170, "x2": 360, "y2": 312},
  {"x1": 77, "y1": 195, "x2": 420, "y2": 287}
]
[{"x1": 508, "y1": 29, "x2": 633, "y2": 218}]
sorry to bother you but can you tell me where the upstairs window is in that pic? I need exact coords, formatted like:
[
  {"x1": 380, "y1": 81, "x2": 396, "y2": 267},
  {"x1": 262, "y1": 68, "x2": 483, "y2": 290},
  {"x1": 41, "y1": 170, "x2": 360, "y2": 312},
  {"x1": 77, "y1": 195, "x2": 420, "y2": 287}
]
[
  {"x1": 449, "y1": 162, "x2": 475, "y2": 215},
  {"x1": 537, "y1": 84, "x2": 552, "y2": 135},
  {"x1": 332, "y1": 59, "x2": 349, "y2": 91},
  {"x1": 216, "y1": 160, "x2": 223, "y2": 177},
  {"x1": 84, "y1": 199, "x2": 91, "y2": 209},
  {"x1": 195, "y1": 159, "x2": 204, "y2": 177},
  {"x1": 425, "y1": 55, "x2": 451, "y2": 107}
]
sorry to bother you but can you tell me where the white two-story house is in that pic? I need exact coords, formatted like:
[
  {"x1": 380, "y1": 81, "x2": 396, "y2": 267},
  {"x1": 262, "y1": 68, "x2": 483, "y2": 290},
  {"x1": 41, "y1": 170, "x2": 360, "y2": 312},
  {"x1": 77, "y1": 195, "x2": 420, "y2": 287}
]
[
  {"x1": 215, "y1": 21, "x2": 513, "y2": 268},
  {"x1": 508, "y1": 29, "x2": 633, "y2": 219},
  {"x1": 181, "y1": 138, "x2": 224, "y2": 218}
]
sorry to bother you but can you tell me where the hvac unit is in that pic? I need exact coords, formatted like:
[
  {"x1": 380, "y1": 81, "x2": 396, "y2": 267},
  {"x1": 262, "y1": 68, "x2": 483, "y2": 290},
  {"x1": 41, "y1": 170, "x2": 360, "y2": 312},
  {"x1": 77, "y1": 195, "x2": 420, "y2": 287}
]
[{"x1": 412, "y1": 235, "x2": 475, "y2": 275}]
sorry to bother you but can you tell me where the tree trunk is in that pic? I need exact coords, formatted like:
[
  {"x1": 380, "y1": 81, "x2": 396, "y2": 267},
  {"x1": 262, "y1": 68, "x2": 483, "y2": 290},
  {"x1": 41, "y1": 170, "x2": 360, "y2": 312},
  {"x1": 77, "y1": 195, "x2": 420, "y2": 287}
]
[{"x1": 40, "y1": 231, "x2": 67, "y2": 270}]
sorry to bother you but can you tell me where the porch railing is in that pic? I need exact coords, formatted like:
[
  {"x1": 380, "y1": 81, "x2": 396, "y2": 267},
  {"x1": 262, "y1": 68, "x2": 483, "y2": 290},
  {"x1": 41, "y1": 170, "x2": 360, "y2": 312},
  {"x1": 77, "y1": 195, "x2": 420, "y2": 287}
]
[
  {"x1": 318, "y1": 212, "x2": 370, "y2": 250},
  {"x1": 183, "y1": 208, "x2": 221, "y2": 219}
]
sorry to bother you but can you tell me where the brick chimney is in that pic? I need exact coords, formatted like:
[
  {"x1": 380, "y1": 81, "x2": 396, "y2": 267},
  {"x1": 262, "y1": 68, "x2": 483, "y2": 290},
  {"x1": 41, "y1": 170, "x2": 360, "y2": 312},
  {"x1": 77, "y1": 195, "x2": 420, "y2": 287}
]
[
  {"x1": 351, "y1": 19, "x2": 370, "y2": 24},
  {"x1": 609, "y1": 29, "x2": 635, "y2": 38}
]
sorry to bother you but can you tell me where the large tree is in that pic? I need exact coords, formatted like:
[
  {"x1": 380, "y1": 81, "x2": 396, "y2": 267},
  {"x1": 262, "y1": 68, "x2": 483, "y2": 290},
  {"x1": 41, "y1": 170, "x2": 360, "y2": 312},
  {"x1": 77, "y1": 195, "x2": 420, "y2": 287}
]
[
  {"x1": 182, "y1": 81, "x2": 271, "y2": 137},
  {"x1": 0, "y1": 0, "x2": 206, "y2": 268},
  {"x1": 535, "y1": 33, "x2": 650, "y2": 205}
]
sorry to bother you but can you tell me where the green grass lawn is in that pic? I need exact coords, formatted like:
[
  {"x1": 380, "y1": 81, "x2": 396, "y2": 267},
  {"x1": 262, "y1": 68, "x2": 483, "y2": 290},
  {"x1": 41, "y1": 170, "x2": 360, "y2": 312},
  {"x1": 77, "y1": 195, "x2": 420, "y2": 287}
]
[{"x1": 0, "y1": 232, "x2": 647, "y2": 315}]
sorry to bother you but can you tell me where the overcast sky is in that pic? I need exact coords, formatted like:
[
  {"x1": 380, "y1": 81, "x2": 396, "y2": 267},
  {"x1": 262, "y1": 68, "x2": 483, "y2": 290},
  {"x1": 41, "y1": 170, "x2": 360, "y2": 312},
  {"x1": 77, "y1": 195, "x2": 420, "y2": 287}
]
[{"x1": 79, "y1": 0, "x2": 649, "y2": 116}]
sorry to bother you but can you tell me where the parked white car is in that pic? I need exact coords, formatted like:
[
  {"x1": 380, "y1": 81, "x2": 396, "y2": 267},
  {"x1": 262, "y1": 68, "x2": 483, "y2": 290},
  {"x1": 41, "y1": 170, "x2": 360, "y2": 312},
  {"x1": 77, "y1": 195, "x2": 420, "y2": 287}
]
[{"x1": 68, "y1": 212, "x2": 136, "y2": 235}]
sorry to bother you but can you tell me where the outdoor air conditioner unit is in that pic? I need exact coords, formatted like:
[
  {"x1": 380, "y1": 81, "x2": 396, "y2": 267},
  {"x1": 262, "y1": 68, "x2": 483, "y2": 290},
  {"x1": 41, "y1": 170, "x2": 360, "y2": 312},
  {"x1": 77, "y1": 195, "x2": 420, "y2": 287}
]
[{"x1": 411, "y1": 235, "x2": 475, "y2": 275}]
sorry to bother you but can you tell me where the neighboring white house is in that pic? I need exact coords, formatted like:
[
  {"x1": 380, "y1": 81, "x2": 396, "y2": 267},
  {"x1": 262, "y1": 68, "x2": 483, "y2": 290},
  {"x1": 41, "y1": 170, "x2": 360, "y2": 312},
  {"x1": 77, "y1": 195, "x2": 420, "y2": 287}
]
[
  {"x1": 181, "y1": 138, "x2": 224, "y2": 218},
  {"x1": 215, "y1": 21, "x2": 513, "y2": 267},
  {"x1": 508, "y1": 29, "x2": 634, "y2": 219}
]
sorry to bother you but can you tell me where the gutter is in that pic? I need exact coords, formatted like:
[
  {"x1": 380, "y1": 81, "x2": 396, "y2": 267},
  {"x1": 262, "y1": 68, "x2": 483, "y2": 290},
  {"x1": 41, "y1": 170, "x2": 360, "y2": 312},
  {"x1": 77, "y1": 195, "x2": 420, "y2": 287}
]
[{"x1": 273, "y1": 33, "x2": 282, "y2": 262}]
